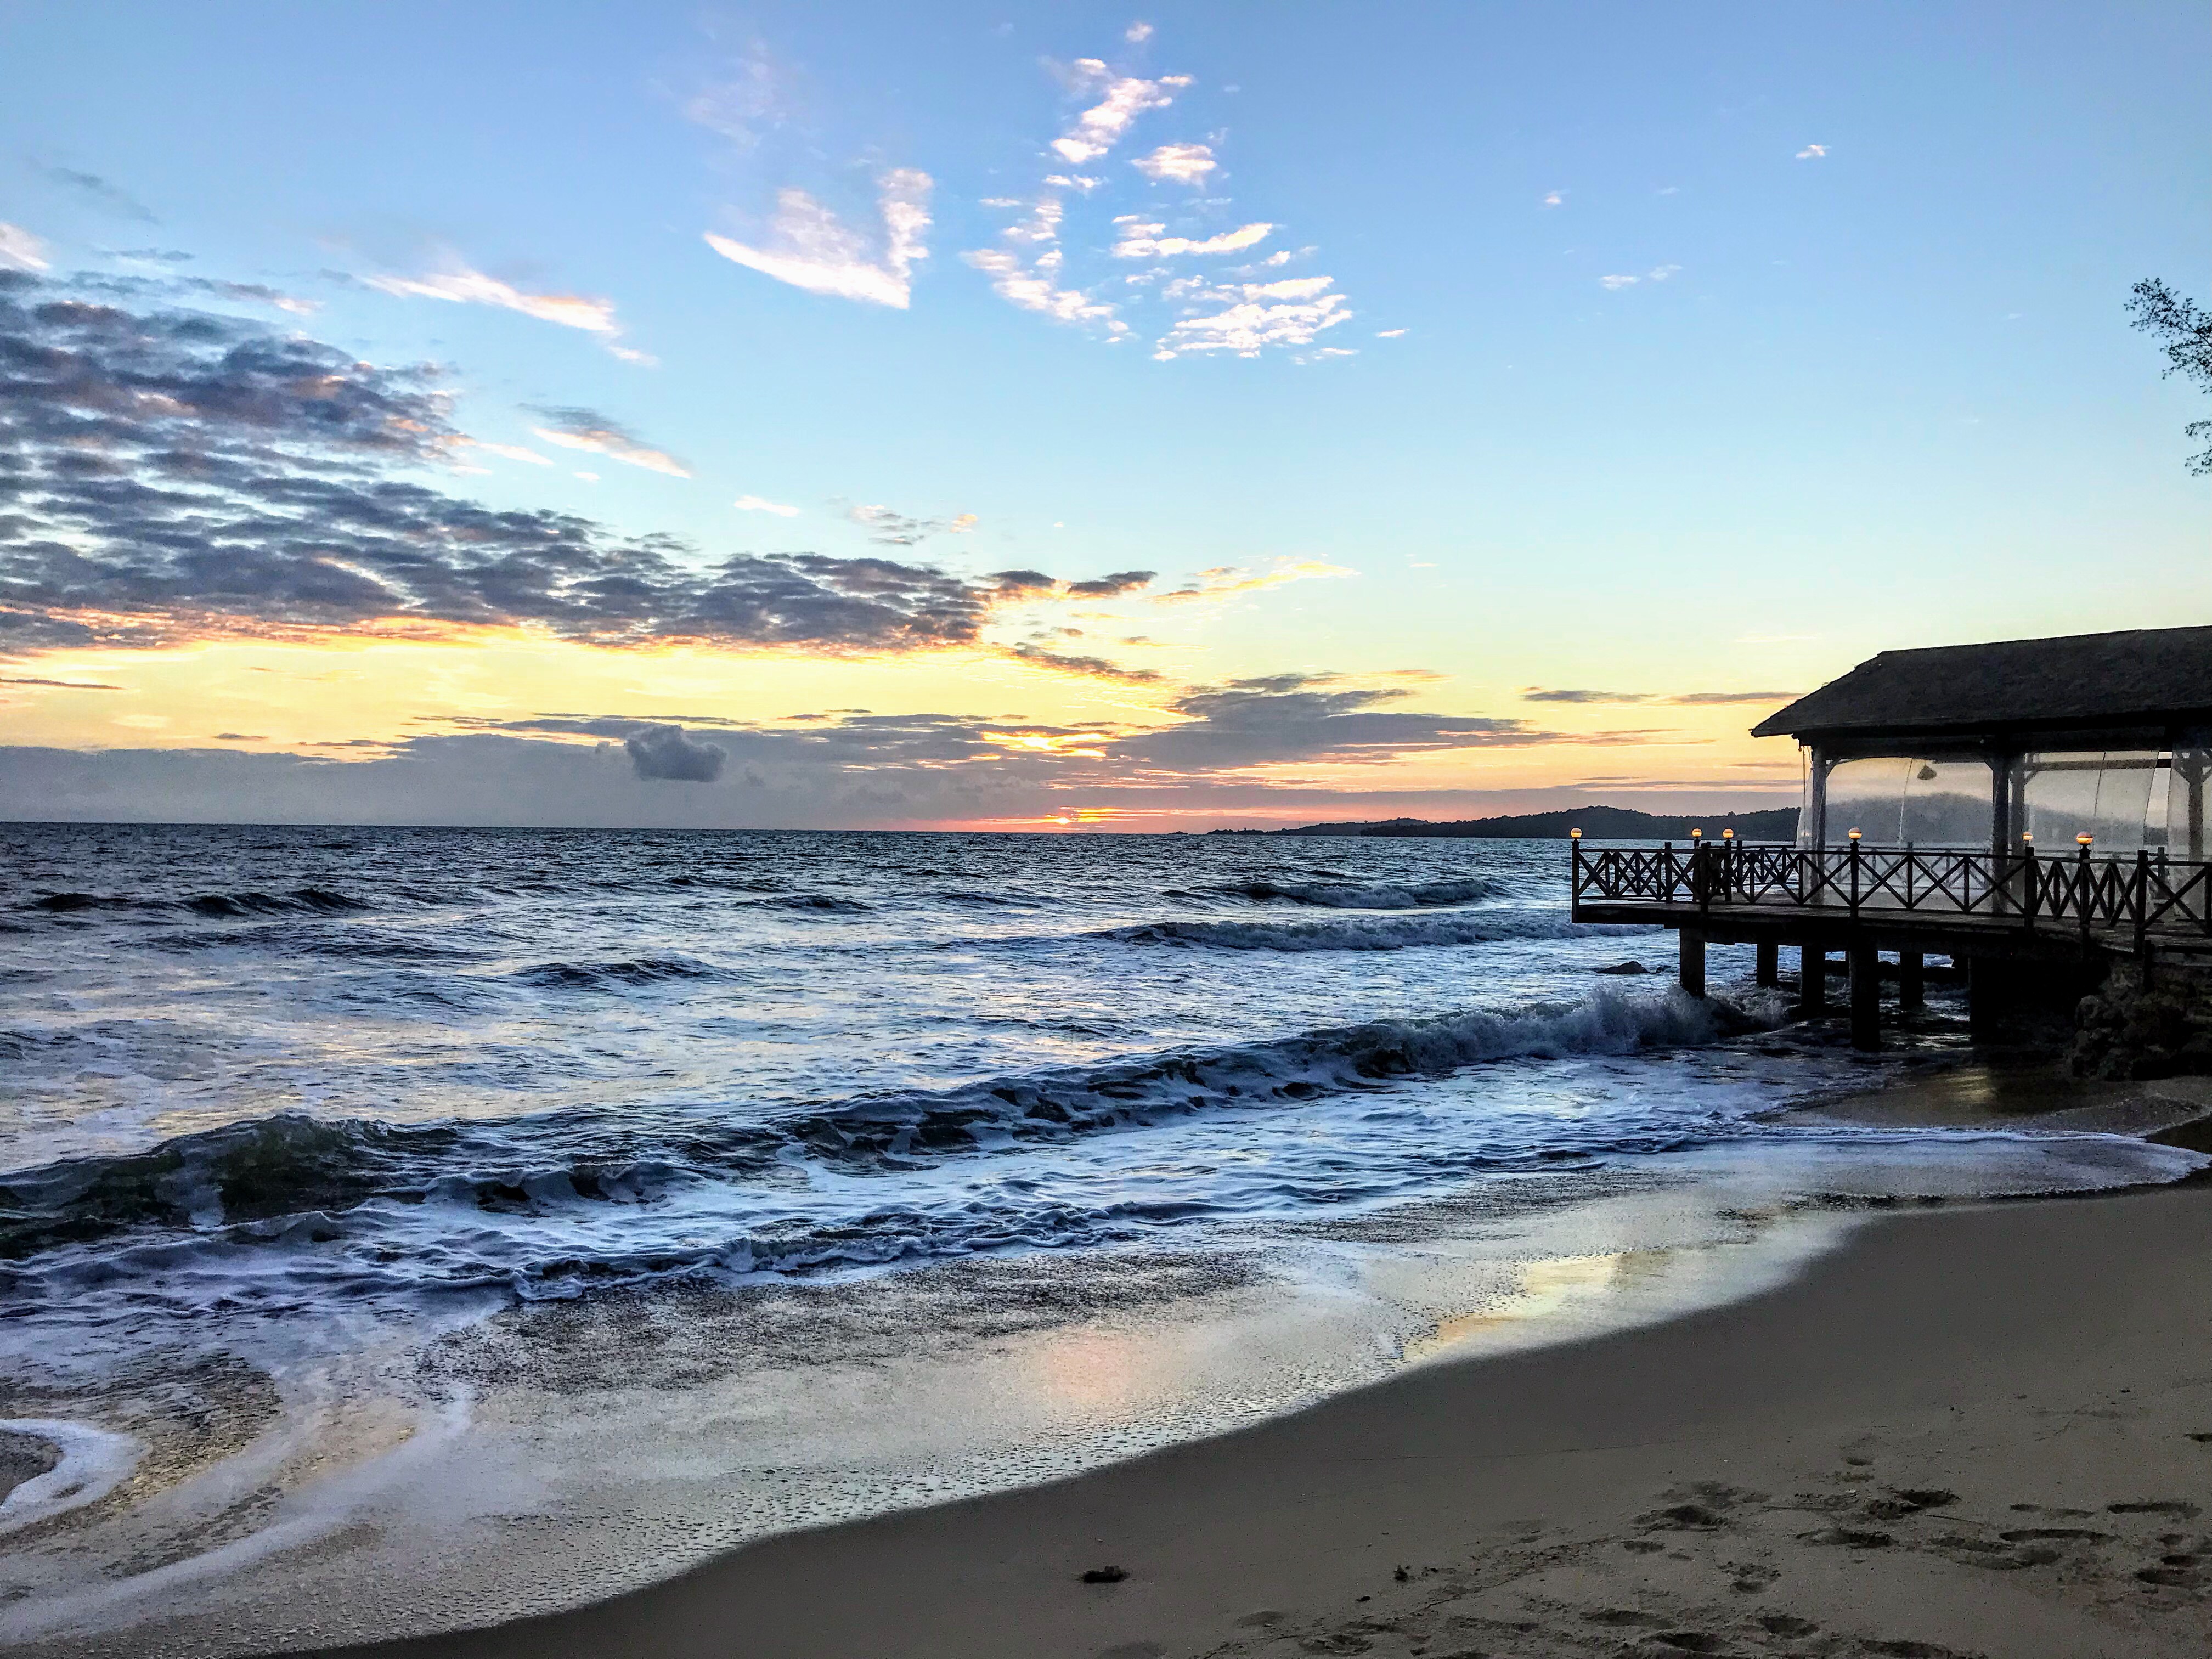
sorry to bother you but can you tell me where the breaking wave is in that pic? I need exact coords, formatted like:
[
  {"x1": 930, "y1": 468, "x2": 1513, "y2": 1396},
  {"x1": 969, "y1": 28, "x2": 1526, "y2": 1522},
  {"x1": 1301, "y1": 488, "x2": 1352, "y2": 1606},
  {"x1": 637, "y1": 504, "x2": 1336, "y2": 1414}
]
[
  {"x1": 1181, "y1": 876, "x2": 1497, "y2": 910},
  {"x1": 514, "y1": 954, "x2": 734, "y2": 991},
  {"x1": 0, "y1": 986, "x2": 1758, "y2": 1299},
  {"x1": 25, "y1": 887, "x2": 374, "y2": 917},
  {"x1": 1103, "y1": 910, "x2": 1642, "y2": 952}
]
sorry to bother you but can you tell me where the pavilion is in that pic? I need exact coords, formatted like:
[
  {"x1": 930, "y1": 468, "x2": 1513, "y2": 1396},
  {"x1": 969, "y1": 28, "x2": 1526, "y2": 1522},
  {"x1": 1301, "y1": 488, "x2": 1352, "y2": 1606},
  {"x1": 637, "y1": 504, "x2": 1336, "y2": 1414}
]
[{"x1": 1572, "y1": 625, "x2": 2212, "y2": 1049}]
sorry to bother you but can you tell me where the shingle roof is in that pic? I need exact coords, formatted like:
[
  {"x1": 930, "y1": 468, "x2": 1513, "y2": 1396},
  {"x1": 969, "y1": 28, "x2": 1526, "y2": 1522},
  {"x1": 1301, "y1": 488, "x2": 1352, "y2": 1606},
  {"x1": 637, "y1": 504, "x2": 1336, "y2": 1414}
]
[{"x1": 1751, "y1": 626, "x2": 2212, "y2": 741}]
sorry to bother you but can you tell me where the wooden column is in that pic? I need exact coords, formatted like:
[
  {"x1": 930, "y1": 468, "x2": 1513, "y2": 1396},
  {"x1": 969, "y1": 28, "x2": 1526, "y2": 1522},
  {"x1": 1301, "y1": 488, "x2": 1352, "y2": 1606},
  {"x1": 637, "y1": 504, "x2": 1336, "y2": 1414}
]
[
  {"x1": 1849, "y1": 944, "x2": 1882, "y2": 1051},
  {"x1": 1898, "y1": 951, "x2": 1925, "y2": 1009},
  {"x1": 1756, "y1": 939, "x2": 1780, "y2": 987},
  {"x1": 1967, "y1": 957, "x2": 2000, "y2": 1042},
  {"x1": 1801, "y1": 946, "x2": 1828, "y2": 1011},
  {"x1": 1679, "y1": 928, "x2": 1707, "y2": 999},
  {"x1": 1805, "y1": 746, "x2": 1830, "y2": 847}
]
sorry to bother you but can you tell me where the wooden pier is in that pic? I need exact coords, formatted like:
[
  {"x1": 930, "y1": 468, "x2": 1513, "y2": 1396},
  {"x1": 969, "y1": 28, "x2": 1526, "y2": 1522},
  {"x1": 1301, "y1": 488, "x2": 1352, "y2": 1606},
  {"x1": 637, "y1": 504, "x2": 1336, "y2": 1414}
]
[{"x1": 1571, "y1": 838, "x2": 2212, "y2": 1049}]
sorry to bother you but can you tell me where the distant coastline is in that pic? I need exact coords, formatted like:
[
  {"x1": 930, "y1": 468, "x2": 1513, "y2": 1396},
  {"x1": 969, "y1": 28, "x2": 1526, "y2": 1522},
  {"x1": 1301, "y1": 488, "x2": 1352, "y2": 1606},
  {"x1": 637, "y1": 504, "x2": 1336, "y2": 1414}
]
[{"x1": 1205, "y1": 803, "x2": 1802, "y2": 839}]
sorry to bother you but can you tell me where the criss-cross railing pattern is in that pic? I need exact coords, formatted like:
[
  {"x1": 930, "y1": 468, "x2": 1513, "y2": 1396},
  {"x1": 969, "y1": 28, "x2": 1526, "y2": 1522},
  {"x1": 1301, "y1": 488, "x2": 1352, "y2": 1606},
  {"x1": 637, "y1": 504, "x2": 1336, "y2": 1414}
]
[{"x1": 1572, "y1": 840, "x2": 2212, "y2": 941}]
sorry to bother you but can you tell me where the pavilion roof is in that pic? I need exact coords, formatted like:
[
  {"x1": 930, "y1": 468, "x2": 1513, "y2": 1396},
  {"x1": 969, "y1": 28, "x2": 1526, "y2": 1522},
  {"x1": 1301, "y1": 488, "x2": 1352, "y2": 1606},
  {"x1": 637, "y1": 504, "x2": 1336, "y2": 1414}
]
[{"x1": 1752, "y1": 626, "x2": 2212, "y2": 744}]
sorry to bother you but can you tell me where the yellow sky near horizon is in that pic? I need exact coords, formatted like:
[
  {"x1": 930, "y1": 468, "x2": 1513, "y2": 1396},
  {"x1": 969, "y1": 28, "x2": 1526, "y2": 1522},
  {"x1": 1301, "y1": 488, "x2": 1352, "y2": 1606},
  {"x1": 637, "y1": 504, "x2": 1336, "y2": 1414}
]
[{"x1": 0, "y1": 629, "x2": 1806, "y2": 820}]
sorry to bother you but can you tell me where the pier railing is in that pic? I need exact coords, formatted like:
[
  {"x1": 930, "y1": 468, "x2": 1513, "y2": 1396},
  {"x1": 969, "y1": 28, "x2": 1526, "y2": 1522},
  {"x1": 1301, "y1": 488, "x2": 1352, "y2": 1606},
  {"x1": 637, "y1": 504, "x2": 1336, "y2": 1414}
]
[{"x1": 1571, "y1": 840, "x2": 2212, "y2": 943}]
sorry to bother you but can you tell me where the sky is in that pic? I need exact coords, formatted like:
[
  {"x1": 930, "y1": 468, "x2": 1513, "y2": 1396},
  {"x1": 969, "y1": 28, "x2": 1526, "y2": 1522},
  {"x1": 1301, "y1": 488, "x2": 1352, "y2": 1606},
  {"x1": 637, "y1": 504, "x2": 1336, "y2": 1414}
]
[{"x1": 0, "y1": 0, "x2": 2206, "y2": 831}]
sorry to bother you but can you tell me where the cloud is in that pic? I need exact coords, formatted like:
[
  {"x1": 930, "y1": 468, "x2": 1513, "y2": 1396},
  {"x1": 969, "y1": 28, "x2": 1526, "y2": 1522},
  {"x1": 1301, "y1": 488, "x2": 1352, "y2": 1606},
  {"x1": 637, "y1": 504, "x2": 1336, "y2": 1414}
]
[
  {"x1": 625, "y1": 723, "x2": 727, "y2": 781},
  {"x1": 1520, "y1": 687, "x2": 1801, "y2": 705},
  {"x1": 1050, "y1": 63, "x2": 1191, "y2": 165},
  {"x1": 1666, "y1": 690, "x2": 1803, "y2": 705},
  {"x1": 1132, "y1": 143, "x2": 1217, "y2": 185},
  {"x1": 848, "y1": 505, "x2": 977, "y2": 546},
  {"x1": 682, "y1": 43, "x2": 786, "y2": 150},
  {"x1": 1542, "y1": 190, "x2": 1564, "y2": 207},
  {"x1": 963, "y1": 195, "x2": 1128, "y2": 334},
  {"x1": 1116, "y1": 675, "x2": 1545, "y2": 772},
  {"x1": 1796, "y1": 144, "x2": 1827, "y2": 160},
  {"x1": 986, "y1": 569, "x2": 1154, "y2": 602},
  {"x1": 33, "y1": 165, "x2": 156, "y2": 222},
  {"x1": 527, "y1": 407, "x2": 691, "y2": 477},
  {"x1": 1375, "y1": 328, "x2": 1407, "y2": 338},
  {"x1": 0, "y1": 223, "x2": 50, "y2": 273},
  {"x1": 1647, "y1": 264, "x2": 1681, "y2": 281},
  {"x1": 1598, "y1": 274, "x2": 1640, "y2": 291},
  {"x1": 1, "y1": 675, "x2": 123, "y2": 689},
  {"x1": 1125, "y1": 21, "x2": 1154, "y2": 43},
  {"x1": 733, "y1": 494, "x2": 800, "y2": 516},
  {"x1": 1002, "y1": 643, "x2": 1164, "y2": 684},
  {"x1": 1155, "y1": 561, "x2": 1353, "y2": 604},
  {"x1": 0, "y1": 270, "x2": 1139, "y2": 659},
  {"x1": 74, "y1": 270, "x2": 319, "y2": 316},
  {"x1": 1110, "y1": 219, "x2": 1273, "y2": 258},
  {"x1": 458, "y1": 438, "x2": 554, "y2": 467},
  {"x1": 363, "y1": 262, "x2": 623, "y2": 336},
  {"x1": 1156, "y1": 280, "x2": 1352, "y2": 357},
  {"x1": 705, "y1": 169, "x2": 932, "y2": 309}
]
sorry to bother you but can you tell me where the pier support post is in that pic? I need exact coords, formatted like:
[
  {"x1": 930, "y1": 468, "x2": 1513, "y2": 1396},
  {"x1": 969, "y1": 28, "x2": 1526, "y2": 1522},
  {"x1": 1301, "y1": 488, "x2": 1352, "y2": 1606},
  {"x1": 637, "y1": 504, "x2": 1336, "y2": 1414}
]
[
  {"x1": 1679, "y1": 928, "x2": 1707, "y2": 999},
  {"x1": 1849, "y1": 945, "x2": 1882, "y2": 1051},
  {"x1": 1756, "y1": 940, "x2": 1780, "y2": 988},
  {"x1": 1800, "y1": 946, "x2": 1829, "y2": 1012},
  {"x1": 1898, "y1": 951, "x2": 1925, "y2": 1010}
]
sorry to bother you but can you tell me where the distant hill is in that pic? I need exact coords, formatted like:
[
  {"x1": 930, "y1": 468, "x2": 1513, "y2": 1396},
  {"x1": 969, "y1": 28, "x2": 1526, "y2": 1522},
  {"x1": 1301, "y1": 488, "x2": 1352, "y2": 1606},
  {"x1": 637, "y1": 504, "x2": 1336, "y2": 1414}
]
[{"x1": 1207, "y1": 804, "x2": 1800, "y2": 840}]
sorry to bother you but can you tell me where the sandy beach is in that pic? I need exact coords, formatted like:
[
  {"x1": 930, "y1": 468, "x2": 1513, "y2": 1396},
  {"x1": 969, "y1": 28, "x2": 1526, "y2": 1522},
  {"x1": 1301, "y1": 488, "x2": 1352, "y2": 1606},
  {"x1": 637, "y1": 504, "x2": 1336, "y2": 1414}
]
[{"x1": 274, "y1": 1171, "x2": 2212, "y2": 1659}]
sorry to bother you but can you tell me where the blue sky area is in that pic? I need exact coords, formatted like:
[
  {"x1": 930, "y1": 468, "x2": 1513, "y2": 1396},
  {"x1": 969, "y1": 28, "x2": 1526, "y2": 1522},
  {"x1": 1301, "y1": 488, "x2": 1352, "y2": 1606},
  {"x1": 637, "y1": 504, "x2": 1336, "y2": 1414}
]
[{"x1": 1, "y1": 3, "x2": 2205, "y2": 827}]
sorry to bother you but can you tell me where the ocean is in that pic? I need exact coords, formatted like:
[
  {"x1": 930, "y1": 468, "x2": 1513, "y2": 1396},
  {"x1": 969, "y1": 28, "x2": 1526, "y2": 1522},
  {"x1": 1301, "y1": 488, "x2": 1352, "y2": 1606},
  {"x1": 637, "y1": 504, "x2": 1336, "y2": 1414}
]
[{"x1": 1, "y1": 823, "x2": 2198, "y2": 1651}]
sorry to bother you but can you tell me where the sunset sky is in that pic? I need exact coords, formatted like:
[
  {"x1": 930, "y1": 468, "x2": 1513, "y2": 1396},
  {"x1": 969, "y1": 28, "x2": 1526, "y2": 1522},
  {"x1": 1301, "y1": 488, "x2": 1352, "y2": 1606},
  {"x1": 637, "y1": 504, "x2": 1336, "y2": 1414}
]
[{"x1": 1, "y1": 1, "x2": 2206, "y2": 830}]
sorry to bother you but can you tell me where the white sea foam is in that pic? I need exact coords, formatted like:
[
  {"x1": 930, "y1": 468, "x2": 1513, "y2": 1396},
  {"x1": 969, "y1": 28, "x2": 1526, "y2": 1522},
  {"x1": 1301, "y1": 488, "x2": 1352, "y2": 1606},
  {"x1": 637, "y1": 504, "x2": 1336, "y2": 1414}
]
[{"x1": 0, "y1": 1420, "x2": 140, "y2": 1534}]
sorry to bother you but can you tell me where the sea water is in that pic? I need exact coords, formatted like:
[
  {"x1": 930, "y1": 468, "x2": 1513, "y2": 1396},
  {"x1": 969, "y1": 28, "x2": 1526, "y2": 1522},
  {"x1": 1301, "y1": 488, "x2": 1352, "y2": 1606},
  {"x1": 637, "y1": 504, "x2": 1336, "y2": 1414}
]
[{"x1": 0, "y1": 824, "x2": 2198, "y2": 1651}]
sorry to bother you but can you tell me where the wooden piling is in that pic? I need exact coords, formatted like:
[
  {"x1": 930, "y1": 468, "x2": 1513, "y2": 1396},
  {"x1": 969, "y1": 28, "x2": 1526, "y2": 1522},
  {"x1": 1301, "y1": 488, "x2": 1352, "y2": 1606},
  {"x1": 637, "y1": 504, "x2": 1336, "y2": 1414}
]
[
  {"x1": 1898, "y1": 950, "x2": 1925, "y2": 1009},
  {"x1": 1679, "y1": 928, "x2": 1707, "y2": 999},
  {"x1": 1756, "y1": 939, "x2": 1780, "y2": 988},
  {"x1": 1849, "y1": 945, "x2": 1882, "y2": 1050},
  {"x1": 1800, "y1": 946, "x2": 1828, "y2": 1012}
]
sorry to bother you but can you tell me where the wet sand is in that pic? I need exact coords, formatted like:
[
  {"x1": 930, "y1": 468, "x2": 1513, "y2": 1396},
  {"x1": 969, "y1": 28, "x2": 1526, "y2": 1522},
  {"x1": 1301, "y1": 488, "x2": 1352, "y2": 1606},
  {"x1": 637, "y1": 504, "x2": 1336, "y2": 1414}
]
[{"x1": 291, "y1": 1175, "x2": 2212, "y2": 1659}]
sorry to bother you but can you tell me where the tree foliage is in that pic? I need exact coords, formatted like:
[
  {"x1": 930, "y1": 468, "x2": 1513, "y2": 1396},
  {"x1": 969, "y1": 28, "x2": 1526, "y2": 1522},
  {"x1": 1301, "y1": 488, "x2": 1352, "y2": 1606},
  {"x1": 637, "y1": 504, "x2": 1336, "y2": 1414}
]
[{"x1": 2126, "y1": 277, "x2": 2212, "y2": 475}]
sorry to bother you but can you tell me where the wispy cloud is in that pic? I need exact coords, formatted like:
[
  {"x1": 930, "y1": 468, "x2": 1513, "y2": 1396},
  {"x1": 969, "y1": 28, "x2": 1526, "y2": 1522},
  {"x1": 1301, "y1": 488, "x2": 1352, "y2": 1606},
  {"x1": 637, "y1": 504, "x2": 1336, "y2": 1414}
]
[
  {"x1": 527, "y1": 407, "x2": 691, "y2": 477},
  {"x1": 1520, "y1": 687, "x2": 1801, "y2": 705},
  {"x1": 849, "y1": 505, "x2": 977, "y2": 545},
  {"x1": 33, "y1": 164, "x2": 156, "y2": 223},
  {"x1": 1375, "y1": 328, "x2": 1407, "y2": 338},
  {"x1": 705, "y1": 168, "x2": 932, "y2": 309},
  {"x1": 967, "y1": 41, "x2": 1349, "y2": 363},
  {"x1": 1542, "y1": 190, "x2": 1565, "y2": 207},
  {"x1": 364, "y1": 260, "x2": 648, "y2": 361},
  {"x1": 963, "y1": 195, "x2": 1128, "y2": 334},
  {"x1": 364, "y1": 263, "x2": 620, "y2": 334},
  {"x1": 1125, "y1": 21, "x2": 1154, "y2": 44},
  {"x1": 0, "y1": 223, "x2": 50, "y2": 272},
  {"x1": 457, "y1": 437, "x2": 554, "y2": 467},
  {"x1": 1133, "y1": 142, "x2": 1217, "y2": 185},
  {"x1": 1795, "y1": 143, "x2": 1828, "y2": 160},
  {"x1": 1050, "y1": 62, "x2": 1192, "y2": 165},
  {"x1": 1111, "y1": 219, "x2": 1273, "y2": 258},
  {"x1": 734, "y1": 494, "x2": 801, "y2": 516},
  {"x1": 1156, "y1": 275, "x2": 1352, "y2": 358},
  {"x1": 1598, "y1": 266, "x2": 1681, "y2": 291},
  {"x1": 1155, "y1": 560, "x2": 1353, "y2": 604},
  {"x1": 682, "y1": 42, "x2": 786, "y2": 150},
  {"x1": 1002, "y1": 642, "x2": 1164, "y2": 684}
]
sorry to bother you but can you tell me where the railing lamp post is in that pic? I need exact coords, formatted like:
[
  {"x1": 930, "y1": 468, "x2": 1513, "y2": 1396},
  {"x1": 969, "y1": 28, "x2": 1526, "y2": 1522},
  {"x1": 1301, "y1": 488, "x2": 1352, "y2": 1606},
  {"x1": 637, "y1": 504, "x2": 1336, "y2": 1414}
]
[{"x1": 2076, "y1": 834, "x2": 2095, "y2": 943}]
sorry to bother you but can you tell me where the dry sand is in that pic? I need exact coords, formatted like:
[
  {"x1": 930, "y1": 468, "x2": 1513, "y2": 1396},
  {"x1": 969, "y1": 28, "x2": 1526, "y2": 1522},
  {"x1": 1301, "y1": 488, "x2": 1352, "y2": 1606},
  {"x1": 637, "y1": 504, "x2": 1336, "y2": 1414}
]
[{"x1": 306, "y1": 1176, "x2": 2212, "y2": 1659}]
